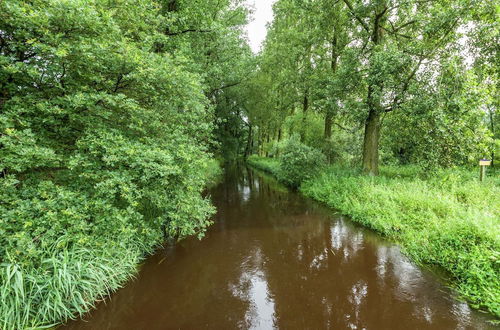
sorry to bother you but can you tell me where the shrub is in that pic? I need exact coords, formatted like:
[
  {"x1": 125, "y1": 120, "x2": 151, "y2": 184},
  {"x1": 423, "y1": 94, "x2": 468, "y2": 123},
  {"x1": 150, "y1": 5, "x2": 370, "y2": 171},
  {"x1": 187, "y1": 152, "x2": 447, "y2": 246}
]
[
  {"x1": 278, "y1": 137, "x2": 326, "y2": 188},
  {"x1": 0, "y1": 0, "x2": 216, "y2": 328}
]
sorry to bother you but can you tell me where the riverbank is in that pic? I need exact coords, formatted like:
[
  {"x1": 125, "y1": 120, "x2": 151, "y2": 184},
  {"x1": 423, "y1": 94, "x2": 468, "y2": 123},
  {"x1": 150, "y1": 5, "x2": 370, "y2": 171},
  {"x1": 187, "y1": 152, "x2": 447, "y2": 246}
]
[
  {"x1": 0, "y1": 160, "x2": 221, "y2": 330},
  {"x1": 247, "y1": 156, "x2": 500, "y2": 318},
  {"x1": 61, "y1": 163, "x2": 495, "y2": 329}
]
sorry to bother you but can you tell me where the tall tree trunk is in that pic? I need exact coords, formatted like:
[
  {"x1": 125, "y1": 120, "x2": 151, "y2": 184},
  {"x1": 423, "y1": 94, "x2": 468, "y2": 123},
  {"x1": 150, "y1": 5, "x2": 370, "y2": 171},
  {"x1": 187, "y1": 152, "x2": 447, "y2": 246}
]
[
  {"x1": 265, "y1": 131, "x2": 270, "y2": 157},
  {"x1": 250, "y1": 134, "x2": 254, "y2": 156},
  {"x1": 325, "y1": 35, "x2": 338, "y2": 140},
  {"x1": 244, "y1": 124, "x2": 252, "y2": 159},
  {"x1": 258, "y1": 129, "x2": 263, "y2": 156},
  {"x1": 324, "y1": 109, "x2": 333, "y2": 139},
  {"x1": 488, "y1": 107, "x2": 495, "y2": 166},
  {"x1": 362, "y1": 109, "x2": 381, "y2": 176},
  {"x1": 362, "y1": 3, "x2": 386, "y2": 175}
]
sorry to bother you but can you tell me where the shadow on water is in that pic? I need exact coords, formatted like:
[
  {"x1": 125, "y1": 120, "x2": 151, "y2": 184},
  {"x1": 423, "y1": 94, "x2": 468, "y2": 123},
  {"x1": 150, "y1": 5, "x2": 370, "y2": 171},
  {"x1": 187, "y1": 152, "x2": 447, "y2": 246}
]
[{"x1": 62, "y1": 163, "x2": 495, "y2": 330}]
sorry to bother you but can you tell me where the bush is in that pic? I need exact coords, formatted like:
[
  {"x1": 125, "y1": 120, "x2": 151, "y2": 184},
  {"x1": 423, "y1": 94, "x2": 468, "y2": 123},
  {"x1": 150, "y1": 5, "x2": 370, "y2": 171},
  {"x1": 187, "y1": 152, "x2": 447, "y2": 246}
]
[
  {"x1": 0, "y1": 1, "x2": 216, "y2": 328},
  {"x1": 278, "y1": 137, "x2": 326, "y2": 188}
]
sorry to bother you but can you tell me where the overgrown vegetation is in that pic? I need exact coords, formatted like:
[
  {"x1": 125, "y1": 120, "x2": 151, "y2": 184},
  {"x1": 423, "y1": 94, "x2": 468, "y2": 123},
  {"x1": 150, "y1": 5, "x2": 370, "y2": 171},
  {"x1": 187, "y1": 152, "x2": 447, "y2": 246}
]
[
  {"x1": 0, "y1": 0, "x2": 241, "y2": 328},
  {"x1": 241, "y1": 0, "x2": 498, "y2": 317},
  {"x1": 274, "y1": 136, "x2": 326, "y2": 188},
  {"x1": 248, "y1": 154, "x2": 500, "y2": 317},
  {"x1": 1, "y1": 0, "x2": 499, "y2": 327}
]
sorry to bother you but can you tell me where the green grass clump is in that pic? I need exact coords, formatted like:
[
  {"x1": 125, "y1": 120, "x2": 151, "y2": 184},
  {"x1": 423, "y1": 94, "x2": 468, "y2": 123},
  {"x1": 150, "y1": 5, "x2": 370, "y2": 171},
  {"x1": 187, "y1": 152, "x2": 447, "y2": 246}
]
[
  {"x1": 247, "y1": 156, "x2": 281, "y2": 176},
  {"x1": 0, "y1": 243, "x2": 149, "y2": 329},
  {"x1": 249, "y1": 157, "x2": 500, "y2": 317}
]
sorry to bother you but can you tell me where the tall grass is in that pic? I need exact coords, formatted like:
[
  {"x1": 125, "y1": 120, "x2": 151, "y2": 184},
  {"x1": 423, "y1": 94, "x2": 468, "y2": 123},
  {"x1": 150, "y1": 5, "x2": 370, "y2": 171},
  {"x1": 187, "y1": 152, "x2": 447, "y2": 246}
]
[
  {"x1": 0, "y1": 241, "x2": 152, "y2": 329},
  {"x1": 248, "y1": 156, "x2": 500, "y2": 317},
  {"x1": 247, "y1": 156, "x2": 281, "y2": 177}
]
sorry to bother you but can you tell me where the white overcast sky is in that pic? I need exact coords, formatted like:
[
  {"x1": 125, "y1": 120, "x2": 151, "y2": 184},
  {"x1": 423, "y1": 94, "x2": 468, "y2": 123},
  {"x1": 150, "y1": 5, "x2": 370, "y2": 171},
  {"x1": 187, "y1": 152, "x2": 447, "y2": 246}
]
[{"x1": 245, "y1": 0, "x2": 276, "y2": 53}]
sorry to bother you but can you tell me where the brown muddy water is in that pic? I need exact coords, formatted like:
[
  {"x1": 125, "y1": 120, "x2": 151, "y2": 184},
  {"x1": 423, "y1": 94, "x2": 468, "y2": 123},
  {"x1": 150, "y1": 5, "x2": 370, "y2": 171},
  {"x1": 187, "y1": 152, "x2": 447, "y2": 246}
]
[{"x1": 63, "y1": 165, "x2": 495, "y2": 330}]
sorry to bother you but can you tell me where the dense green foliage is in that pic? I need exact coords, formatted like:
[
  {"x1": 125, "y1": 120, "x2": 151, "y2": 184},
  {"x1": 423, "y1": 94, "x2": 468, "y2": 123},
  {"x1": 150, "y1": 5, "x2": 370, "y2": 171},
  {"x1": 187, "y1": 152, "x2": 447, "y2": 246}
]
[
  {"x1": 277, "y1": 137, "x2": 326, "y2": 188},
  {"x1": 242, "y1": 0, "x2": 498, "y2": 174},
  {"x1": 0, "y1": 0, "x2": 240, "y2": 328},
  {"x1": 247, "y1": 138, "x2": 327, "y2": 188},
  {"x1": 249, "y1": 156, "x2": 500, "y2": 317},
  {"x1": 1, "y1": 0, "x2": 498, "y2": 327}
]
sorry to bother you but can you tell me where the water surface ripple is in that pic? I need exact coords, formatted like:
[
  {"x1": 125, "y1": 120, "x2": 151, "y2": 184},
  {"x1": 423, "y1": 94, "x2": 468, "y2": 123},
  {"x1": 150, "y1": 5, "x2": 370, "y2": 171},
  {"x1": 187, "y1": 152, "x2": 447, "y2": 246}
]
[{"x1": 63, "y1": 165, "x2": 494, "y2": 329}]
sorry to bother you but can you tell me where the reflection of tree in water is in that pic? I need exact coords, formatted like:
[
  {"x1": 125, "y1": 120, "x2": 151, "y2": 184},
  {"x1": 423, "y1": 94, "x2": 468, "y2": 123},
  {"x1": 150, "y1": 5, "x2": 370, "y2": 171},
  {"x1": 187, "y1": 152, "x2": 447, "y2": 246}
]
[
  {"x1": 237, "y1": 168, "x2": 489, "y2": 329},
  {"x1": 64, "y1": 166, "x2": 493, "y2": 330}
]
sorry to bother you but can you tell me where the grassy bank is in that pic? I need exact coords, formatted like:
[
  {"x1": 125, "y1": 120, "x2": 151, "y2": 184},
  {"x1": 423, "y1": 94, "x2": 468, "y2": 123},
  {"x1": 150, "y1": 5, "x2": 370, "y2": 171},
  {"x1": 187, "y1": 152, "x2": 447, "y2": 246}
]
[
  {"x1": 0, "y1": 160, "x2": 221, "y2": 330},
  {"x1": 0, "y1": 240, "x2": 152, "y2": 330},
  {"x1": 247, "y1": 156, "x2": 500, "y2": 318}
]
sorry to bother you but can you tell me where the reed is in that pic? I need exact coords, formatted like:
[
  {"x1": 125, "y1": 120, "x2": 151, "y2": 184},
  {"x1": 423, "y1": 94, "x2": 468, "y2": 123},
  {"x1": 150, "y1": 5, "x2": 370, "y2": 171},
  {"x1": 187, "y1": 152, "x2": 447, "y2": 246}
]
[{"x1": 0, "y1": 242, "x2": 153, "y2": 330}]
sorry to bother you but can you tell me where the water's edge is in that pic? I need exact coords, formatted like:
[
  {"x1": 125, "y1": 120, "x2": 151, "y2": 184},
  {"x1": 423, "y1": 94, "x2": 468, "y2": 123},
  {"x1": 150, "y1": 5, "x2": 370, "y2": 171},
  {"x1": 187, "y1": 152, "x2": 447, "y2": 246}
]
[{"x1": 62, "y1": 165, "x2": 496, "y2": 329}]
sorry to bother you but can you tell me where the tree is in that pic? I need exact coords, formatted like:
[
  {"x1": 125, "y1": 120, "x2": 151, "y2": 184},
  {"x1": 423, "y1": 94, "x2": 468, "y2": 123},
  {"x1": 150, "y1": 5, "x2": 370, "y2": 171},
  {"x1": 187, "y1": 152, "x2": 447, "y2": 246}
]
[{"x1": 341, "y1": 0, "x2": 475, "y2": 175}]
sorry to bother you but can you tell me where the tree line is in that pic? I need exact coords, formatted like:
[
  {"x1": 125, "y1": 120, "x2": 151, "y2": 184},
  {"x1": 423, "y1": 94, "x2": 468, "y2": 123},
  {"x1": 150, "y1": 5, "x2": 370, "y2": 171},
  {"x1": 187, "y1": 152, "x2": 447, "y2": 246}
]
[{"x1": 231, "y1": 0, "x2": 498, "y2": 175}]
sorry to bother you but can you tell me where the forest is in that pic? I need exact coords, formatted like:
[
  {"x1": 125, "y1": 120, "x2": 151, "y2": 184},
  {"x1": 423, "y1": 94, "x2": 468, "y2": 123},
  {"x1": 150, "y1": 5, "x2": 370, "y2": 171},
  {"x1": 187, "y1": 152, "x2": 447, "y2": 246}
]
[{"x1": 0, "y1": 0, "x2": 498, "y2": 328}]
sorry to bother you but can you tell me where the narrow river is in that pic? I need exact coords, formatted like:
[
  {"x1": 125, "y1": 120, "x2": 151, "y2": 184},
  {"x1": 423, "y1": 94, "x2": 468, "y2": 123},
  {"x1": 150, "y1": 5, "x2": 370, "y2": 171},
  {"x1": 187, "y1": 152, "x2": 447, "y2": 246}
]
[{"x1": 63, "y1": 165, "x2": 494, "y2": 329}]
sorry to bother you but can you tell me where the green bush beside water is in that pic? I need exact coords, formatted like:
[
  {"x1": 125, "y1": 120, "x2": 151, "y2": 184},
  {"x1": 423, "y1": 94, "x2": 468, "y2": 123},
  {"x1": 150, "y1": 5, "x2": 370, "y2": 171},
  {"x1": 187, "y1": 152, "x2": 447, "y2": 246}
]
[
  {"x1": 0, "y1": 159, "x2": 221, "y2": 330},
  {"x1": 248, "y1": 155, "x2": 500, "y2": 317},
  {"x1": 0, "y1": 1, "x2": 223, "y2": 328},
  {"x1": 278, "y1": 137, "x2": 327, "y2": 188}
]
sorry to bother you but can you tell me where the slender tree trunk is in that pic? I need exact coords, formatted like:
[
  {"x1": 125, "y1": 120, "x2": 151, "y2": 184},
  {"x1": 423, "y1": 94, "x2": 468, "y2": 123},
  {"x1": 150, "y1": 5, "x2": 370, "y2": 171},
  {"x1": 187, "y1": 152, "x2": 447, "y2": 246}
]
[
  {"x1": 258, "y1": 129, "x2": 263, "y2": 156},
  {"x1": 325, "y1": 35, "x2": 338, "y2": 140},
  {"x1": 324, "y1": 109, "x2": 333, "y2": 139},
  {"x1": 488, "y1": 107, "x2": 495, "y2": 166},
  {"x1": 250, "y1": 134, "x2": 254, "y2": 156},
  {"x1": 244, "y1": 124, "x2": 252, "y2": 159},
  {"x1": 265, "y1": 131, "x2": 270, "y2": 157},
  {"x1": 301, "y1": 90, "x2": 309, "y2": 142}
]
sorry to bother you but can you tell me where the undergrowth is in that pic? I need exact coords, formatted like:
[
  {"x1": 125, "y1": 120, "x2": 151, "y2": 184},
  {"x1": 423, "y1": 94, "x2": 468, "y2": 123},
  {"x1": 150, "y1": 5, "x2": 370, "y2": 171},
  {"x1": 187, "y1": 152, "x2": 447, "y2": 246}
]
[
  {"x1": 0, "y1": 161, "x2": 221, "y2": 329},
  {"x1": 0, "y1": 243, "x2": 148, "y2": 329}
]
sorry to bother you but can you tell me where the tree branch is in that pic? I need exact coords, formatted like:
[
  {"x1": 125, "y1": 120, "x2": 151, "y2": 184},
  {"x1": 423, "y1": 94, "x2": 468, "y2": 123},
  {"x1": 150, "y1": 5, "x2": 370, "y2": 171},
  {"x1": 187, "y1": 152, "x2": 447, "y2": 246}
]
[
  {"x1": 209, "y1": 81, "x2": 241, "y2": 96},
  {"x1": 341, "y1": 0, "x2": 370, "y2": 34},
  {"x1": 394, "y1": 20, "x2": 417, "y2": 32},
  {"x1": 166, "y1": 29, "x2": 212, "y2": 36}
]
